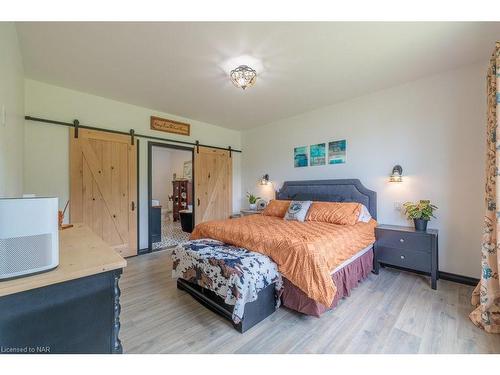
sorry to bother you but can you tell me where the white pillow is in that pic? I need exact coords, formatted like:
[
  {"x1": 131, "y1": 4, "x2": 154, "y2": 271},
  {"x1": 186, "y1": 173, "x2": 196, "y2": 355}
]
[
  {"x1": 284, "y1": 200, "x2": 312, "y2": 222},
  {"x1": 358, "y1": 205, "x2": 372, "y2": 223}
]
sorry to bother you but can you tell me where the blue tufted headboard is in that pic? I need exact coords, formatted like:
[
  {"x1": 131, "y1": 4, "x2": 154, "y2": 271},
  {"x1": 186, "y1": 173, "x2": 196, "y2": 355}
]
[{"x1": 276, "y1": 179, "x2": 377, "y2": 219}]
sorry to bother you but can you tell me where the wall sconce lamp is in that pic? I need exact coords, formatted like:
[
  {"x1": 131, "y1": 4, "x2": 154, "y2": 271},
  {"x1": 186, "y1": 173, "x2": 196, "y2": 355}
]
[
  {"x1": 260, "y1": 174, "x2": 270, "y2": 185},
  {"x1": 389, "y1": 165, "x2": 403, "y2": 182}
]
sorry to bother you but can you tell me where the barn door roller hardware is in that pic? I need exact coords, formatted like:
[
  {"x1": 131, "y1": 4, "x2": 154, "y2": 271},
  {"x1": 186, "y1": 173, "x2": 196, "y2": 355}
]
[
  {"x1": 129, "y1": 129, "x2": 135, "y2": 146},
  {"x1": 73, "y1": 119, "x2": 79, "y2": 138},
  {"x1": 25, "y1": 115, "x2": 242, "y2": 154}
]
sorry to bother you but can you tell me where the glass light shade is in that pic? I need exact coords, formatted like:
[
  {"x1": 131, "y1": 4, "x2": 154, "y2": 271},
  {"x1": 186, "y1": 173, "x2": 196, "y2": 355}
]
[
  {"x1": 260, "y1": 174, "x2": 270, "y2": 185},
  {"x1": 389, "y1": 165, "x2": 403, "y2": 182},
  {"x1": 230, "y1": 65, "x2": 257, "y2": 90},
  {"x1": 389, "y1": 173, "x2": 403, "y2": 183}
]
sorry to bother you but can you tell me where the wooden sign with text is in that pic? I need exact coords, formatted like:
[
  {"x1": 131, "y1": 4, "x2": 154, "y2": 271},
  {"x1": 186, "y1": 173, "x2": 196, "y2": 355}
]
[{"x1": 150, "y1": 116, "x2": 190, "y2": 136}]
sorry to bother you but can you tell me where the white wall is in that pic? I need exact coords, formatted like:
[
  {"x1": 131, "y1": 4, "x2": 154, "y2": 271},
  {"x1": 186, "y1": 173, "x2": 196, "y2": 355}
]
[
  {"x1": 0, "y1": 23, "x2": 24, "y2": 197},
  {"x1": 242, "y1": 62, "x2": 487, "y2": 278},
  {"x1": 24, "y1": 79, "x2": 242, "y2": 249},
  {"x1": 152, "y1": 146, "x2": 191, "y2": 210}
]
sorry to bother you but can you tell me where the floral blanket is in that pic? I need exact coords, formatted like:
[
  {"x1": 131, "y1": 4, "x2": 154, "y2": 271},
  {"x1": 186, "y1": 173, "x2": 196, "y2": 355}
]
[{"x1": 172, "y1": 239, "x2": 283, "y2": 323}]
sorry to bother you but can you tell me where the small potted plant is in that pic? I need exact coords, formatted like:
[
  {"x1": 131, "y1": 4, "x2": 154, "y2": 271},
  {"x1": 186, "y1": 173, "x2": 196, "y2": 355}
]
[
  {"x1": 246, "y1": 192, "x2": 261, "y2": 211},
  {"x1": 403, "y1": 200, "x2": 438, "y2": 231}
]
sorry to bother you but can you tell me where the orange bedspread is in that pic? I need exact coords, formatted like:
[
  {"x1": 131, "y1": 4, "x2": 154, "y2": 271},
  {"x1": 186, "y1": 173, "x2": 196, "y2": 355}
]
[{"x1": 190, "y1": 215, "x2": 377, "y2": 307}]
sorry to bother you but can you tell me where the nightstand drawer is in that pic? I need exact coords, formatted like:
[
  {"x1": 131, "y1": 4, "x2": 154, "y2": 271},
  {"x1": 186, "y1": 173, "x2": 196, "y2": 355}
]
[
  {"x1": 376, "y1": 230, "x2": 431, "y2": 253},
  {"x1": 377, "y1": 246, "x2": 431, "y2": 273}
]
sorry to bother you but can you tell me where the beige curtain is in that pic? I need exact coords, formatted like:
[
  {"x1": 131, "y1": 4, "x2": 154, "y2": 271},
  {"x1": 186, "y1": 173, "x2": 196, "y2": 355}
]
[{"x1": 470, "y1": 42, "x2": 500, "y2": 333}]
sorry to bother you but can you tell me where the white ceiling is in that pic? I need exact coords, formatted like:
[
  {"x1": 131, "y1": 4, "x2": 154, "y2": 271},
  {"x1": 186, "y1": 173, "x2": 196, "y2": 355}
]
[{"x1": 16, "y1": 22, "x2": 500, "y2": 130}]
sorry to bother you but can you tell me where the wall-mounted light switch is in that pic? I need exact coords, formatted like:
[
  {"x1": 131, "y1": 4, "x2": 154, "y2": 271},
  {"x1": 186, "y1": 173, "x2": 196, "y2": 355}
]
[{"x1": 394, "y1": 201, "x2": 402, "y2": 211}]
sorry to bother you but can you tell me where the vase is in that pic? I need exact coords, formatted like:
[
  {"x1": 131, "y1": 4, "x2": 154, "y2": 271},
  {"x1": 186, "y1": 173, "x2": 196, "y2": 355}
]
[
  {"x1": 413, "y1": 218, "x2": 428, "y2": 232},
  {"x1": 249, "y1": 203, "x2": 257, "y2": 210}
]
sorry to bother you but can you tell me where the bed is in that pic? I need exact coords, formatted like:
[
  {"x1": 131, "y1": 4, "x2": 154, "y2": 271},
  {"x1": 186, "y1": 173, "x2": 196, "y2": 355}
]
[
  {"x1": 276, "y1": 179, "x2": 377, "y2": 316},
  {"x1": 173, "y1": 179, "x2": 377, "y2": 331}
]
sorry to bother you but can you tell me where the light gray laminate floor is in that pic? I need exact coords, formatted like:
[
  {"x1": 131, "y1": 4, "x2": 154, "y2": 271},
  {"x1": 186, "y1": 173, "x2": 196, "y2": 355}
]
[{"x1": 120, "y1": 249, "x2": 500, "y2": 354}]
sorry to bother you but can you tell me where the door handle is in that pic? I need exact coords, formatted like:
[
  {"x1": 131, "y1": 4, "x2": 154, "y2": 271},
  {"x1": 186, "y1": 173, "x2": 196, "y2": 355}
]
[
  {"x1": 131, "y1": 201, "x2": 135, "y2": 211},
  {"x1": 197, "y1": 198, "x2": 200, "y2": 207}
]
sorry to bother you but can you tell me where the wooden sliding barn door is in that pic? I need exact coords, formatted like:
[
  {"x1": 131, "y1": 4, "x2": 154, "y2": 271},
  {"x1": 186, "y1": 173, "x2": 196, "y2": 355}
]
[
  {"x1": 70, "y1": 129, "x2": 137, "y2": 257},
  {"x1": 194, "y1": 146, "x2": 232, "y2": 225}
]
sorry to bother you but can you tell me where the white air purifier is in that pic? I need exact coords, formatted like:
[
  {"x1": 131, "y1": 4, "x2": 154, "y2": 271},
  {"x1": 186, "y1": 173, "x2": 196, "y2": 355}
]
[{"x1": 0, "y1": 197, "x2": 59, "y2": 280}]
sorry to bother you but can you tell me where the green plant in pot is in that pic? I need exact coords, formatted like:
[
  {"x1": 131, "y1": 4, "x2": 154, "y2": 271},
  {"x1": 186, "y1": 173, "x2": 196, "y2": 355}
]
[
  {"x1": 403, "y1": 200, "x2": 438, "y2": 231},
  {"x1": 247, "y1": 192, "x2": 261, "y2": 211}
]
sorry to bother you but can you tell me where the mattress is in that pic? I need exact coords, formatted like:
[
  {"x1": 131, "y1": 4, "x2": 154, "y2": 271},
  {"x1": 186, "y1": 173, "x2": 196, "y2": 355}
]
[{"x1": 331, "y1": 243, "x2": 374, "y2": 274}]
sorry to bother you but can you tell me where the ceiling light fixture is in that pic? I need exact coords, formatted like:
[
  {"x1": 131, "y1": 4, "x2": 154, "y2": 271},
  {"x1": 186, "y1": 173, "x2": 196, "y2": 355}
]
[{"x1": 230, "y1": 65, "x2": 257, "y2": 90}]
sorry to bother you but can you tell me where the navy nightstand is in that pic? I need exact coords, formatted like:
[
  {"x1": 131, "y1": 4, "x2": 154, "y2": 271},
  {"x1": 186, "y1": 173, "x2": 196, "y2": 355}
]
[{"x1": 374, "y1": 224, "x2": 439, "y2": 289}]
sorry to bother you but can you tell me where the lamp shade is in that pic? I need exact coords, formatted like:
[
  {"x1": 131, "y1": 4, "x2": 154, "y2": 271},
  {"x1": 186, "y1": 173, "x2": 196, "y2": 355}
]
[
  {"x1": 389, "y1": 165, "x2": 403, "y2": 182},
  {"x1": 260, "y1": 174, "x2": 270, "y2": 185}
]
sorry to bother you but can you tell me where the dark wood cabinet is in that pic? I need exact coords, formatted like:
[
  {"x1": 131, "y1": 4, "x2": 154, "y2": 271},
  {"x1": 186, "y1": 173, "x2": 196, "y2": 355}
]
[
  {"x1": 374, "y1": 224, "x2": 439, "y2": 289},
  {"x1": 172, "y1": 180, "x2": 192, "y2": 221}
]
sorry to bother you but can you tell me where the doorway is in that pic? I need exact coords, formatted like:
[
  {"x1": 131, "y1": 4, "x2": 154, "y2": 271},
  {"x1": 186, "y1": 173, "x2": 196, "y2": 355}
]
[{"x1": 148, "y1": 142, "x2": 194, "y2": 252}]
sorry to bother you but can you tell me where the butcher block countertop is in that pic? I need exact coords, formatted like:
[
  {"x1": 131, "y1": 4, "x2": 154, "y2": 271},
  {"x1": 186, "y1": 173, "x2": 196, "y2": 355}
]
[{"x1": 0, "y1": 223, "x2": 127, "y2": 298}]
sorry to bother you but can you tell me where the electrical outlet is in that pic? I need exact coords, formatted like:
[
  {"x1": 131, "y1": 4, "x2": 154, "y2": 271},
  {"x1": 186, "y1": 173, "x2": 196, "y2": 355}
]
[{"x1": 394, "y1": 201, "x2": 402, "y2": 211}]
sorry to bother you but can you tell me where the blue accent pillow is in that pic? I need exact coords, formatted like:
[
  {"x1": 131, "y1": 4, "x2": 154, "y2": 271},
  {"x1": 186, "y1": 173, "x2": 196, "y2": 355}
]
[{"x1": 284, "y1": 200, "x2": 312, "y2": 222}]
